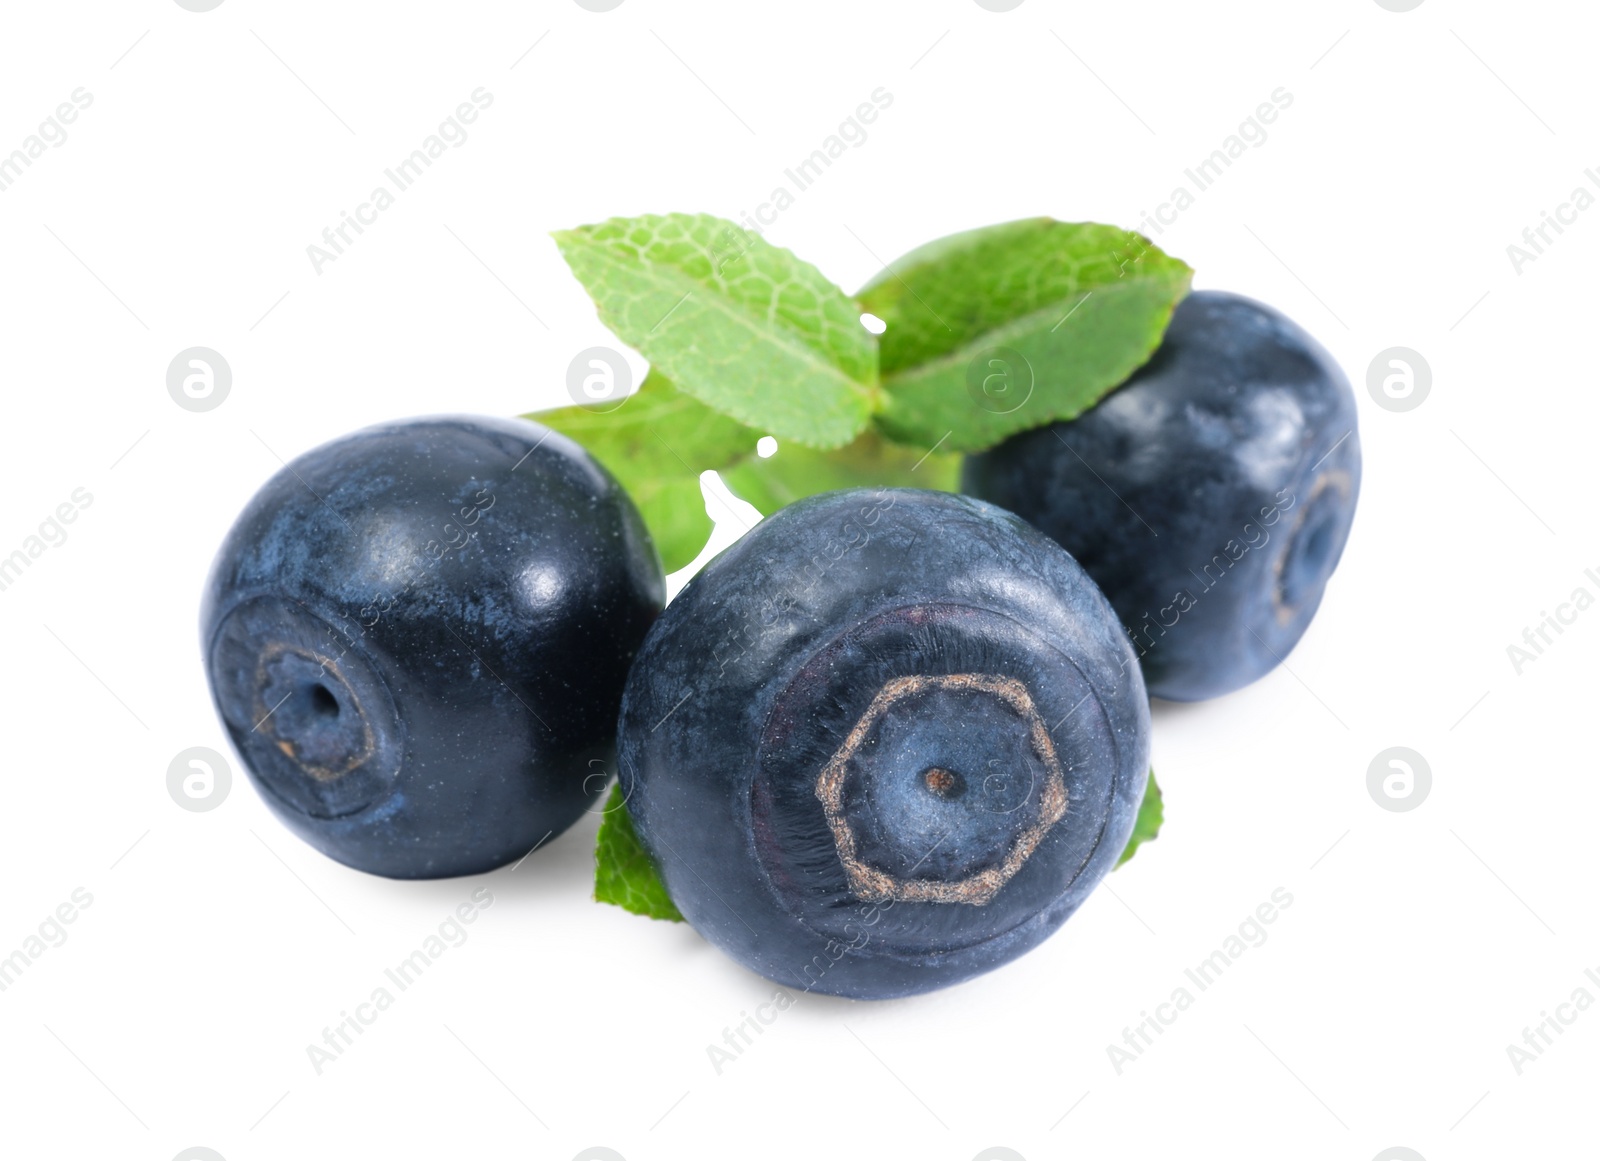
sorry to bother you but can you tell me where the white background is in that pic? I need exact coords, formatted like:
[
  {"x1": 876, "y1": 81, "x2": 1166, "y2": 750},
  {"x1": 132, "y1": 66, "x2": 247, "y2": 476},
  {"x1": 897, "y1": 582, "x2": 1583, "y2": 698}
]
[{"x1": 0, "y1": 2, "x2": 1594, "y2": 1159}]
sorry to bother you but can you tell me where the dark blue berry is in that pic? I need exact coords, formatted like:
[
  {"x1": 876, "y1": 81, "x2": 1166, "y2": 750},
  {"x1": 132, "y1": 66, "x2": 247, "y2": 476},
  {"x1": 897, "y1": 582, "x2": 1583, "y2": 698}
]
[
  {"x1": 202, "y1": 415, "x2": 663, "y2": 878},
  {"x1": 964, "y1": 291, "x2": 1361, "y2": 701},
  {"x1": 617, "y1": 489, "x2": 1149, "y2": 999}
]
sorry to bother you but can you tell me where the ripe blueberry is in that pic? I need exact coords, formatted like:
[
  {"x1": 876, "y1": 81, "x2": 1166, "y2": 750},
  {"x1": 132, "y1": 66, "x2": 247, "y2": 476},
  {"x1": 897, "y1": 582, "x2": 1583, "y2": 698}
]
[
  {"x1": 617, "y1": 489, "x2": 1150, "y2": 999},
  {"x1": 963, "y1": 291, "x2": 1361, "y2": 701},
  {"x1": 202, "y1": 415, "x2": 664, "y2": 878}
]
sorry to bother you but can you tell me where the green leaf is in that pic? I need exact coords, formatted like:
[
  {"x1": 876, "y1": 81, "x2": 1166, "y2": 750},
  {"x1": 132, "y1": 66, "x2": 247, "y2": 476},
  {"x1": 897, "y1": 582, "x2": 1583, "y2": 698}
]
[
  {"x1": 628, "y1": 479, "x2": 716, "y2": 577},
  {"x1": 593, "y1": 782, "x2": 684, "y2": 922},
  {"x1": 553, "y1": 213, "x2": 878, "y2": 449},
  {"x1": 722, "y1": 430, "x2": 960, "y2": 516},
  {"x1": 530, "y1": 372, "x2": 758, "y2": 573},
  {"x1": 858, "y1": 219, "x2": 1192, "y2": 453},
  {"x1": 1116, "y1": 770, "x2": 1163, "y2": 869}
]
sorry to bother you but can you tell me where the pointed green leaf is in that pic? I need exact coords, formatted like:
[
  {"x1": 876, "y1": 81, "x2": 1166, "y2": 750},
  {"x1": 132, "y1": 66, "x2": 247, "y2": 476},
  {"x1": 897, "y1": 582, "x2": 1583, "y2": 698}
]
[
  {"x1": 859, "y1": 219, "x2": 1192, "y2": 453},
  {"x1": 594, "y1": 783, "x2": 684, "y2": 922},
  {"x1": 1117, "y1": 770, "x2": 1163, "y2": 868},
  {"x1": 554, "y1": 213, "x2": 877, "y2": 449}
]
